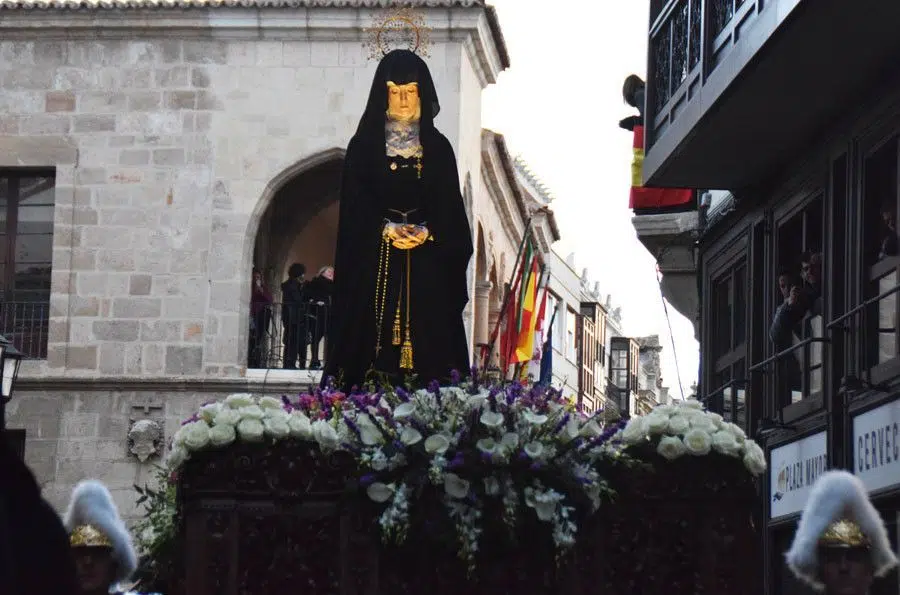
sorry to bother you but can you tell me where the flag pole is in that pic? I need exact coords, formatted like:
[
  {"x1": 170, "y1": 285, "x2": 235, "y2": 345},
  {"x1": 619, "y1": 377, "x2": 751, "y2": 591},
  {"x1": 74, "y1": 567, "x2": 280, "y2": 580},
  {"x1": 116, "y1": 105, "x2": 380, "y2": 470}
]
[{"x1": 480, "y1": 210, "x2": 540, "y2": 375}]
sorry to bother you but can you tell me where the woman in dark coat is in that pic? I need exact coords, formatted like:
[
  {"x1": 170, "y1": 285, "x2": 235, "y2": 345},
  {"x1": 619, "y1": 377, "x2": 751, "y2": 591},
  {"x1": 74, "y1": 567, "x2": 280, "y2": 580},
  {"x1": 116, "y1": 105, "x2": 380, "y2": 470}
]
[{"x1": 324, "y1": 49, "x2": 473, "y2": 390}]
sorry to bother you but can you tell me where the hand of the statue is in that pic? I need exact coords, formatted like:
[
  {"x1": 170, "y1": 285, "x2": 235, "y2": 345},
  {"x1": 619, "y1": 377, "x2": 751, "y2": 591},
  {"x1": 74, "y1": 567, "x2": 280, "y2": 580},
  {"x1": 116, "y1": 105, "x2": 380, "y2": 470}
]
[{"x1": 383, "y1": 223, "x2": 430, "y2": 250}]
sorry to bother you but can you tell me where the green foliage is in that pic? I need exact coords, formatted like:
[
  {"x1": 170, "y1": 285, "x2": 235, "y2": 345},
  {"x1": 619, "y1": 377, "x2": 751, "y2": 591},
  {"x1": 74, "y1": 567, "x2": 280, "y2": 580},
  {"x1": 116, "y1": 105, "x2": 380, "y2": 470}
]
[{"x1": 131, "y1": 465, "x2": 179, "y2": 592}]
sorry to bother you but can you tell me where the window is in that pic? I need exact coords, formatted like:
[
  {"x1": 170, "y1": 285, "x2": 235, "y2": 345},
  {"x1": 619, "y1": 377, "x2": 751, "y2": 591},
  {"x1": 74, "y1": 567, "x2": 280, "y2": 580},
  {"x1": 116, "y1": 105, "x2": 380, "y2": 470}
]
[
  {"x1": 0, "y1": 170, "x2": 55, "y2": 359},
  {"x1": 708, "y1": 259, "x2": 747, "y2": 423},
  {"x1": 862, "y1": 136, "x2": 900, "y2": 379},
  {"x1": 545, "y1": 292, "x2": 560, "y2": 352},
  {"x1": 566, "y1": 308, "x2": 577, "y2": 362},
  {"x1": 772, "y1": 195, "x2": 824, "y2": 410}
]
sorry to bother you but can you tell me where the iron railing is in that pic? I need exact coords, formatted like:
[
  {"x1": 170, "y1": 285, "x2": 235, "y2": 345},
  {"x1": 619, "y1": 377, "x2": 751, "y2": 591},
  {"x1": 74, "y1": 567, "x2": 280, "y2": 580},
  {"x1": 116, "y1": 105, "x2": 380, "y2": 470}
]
[
  {"x1": 249, "y1": 301, "x2": 331, "y2": 370},
  {"x1": 0, "y1": 301, "x2": 49, "y2": 359}
]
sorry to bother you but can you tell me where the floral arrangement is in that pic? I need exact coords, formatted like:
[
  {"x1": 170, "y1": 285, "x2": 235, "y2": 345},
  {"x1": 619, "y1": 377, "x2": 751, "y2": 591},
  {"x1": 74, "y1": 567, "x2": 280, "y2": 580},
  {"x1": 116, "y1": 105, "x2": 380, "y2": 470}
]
[
  {"x1": 616, "y1": 397, "x2": 767, "y2": 476},
  {"x1": 163, "y1": 377, "x2": 627, "y2": 572},
  {"x1": 132, "y1": 466, "x2": 179, "y2": 593}
]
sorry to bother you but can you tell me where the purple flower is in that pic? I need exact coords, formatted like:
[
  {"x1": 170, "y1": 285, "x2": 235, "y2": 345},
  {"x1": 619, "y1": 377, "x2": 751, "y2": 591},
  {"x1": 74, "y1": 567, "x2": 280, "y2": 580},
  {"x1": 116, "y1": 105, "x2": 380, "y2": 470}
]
[
  {"x1": 343, "y1": 414, "x2": 363, "y2": 442},
  {"x1": 360, "y1": 474, "x2": 376, "y2": 486},
  {"x1": 450, "y1": 369, "x2": 461, "y2": 385},
  {"x1": 428, "y1": 379, "x2": 441, "y2": 394},
  {"x1": 396, "y1": 387, "x2": 410, "y2": 402},
  {"x1": 281, "y1": 395, "x2": 292, "y2": 406},
  {"x1": 553, "y1": 413, "x2": 570, "y2": 435},
  {"x1": 529, "y1": 461, "x2": 542, "y2": 471}
]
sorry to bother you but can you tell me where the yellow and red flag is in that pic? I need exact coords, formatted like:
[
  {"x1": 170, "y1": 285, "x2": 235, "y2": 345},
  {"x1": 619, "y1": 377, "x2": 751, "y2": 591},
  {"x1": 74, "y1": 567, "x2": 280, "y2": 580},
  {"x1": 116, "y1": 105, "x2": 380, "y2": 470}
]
[
  {"x1": 629, "y1": 125, "x2": 694, "y2": 209},
  {"x1": 513, "y1": 257, "x2": 541, "y2": 364}
]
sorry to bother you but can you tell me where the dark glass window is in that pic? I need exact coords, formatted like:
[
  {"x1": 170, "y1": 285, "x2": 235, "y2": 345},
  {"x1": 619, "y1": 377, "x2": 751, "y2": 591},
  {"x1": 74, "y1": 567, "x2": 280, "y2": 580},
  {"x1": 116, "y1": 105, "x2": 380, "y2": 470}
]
[
  {"x1": 709, "y1": 260, "x2": 747, "y2": 424},
  {"x1": 0, "y1": 170, "x2": 55, "y2": 359}
]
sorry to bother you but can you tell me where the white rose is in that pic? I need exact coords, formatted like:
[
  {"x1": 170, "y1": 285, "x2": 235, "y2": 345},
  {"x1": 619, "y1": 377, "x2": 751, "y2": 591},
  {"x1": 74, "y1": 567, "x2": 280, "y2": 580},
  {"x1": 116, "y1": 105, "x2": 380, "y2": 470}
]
[
  {"x1": 166, "y1": 445, "x2": 188, "y2": 468},
  {"x1": 225, "y1": 393, "x2": 254, "y2": 409},
  {"x1": 312, "y1": 420, "x2": 340, "y2": 451},
  {"x1": 182, "y1": 421, "x2": 211, "y2": 451},
  {"x1": 393, "y1": 402, "x2": 415, "y2": 418},
  {"x1": 682, "y1": 428, "x2": 712, "y2": 456},
  {"x1": 214, "y1": 408, "x2": 242, "y2": 427},
  {"x1": 400, "y1": 427, "x2": 423, "y2": 446},
  {"x1": 199, "y1": 403, "x2": 222, "y2": 424},
  {"x1": 476, "y1": 438, "x2": 498, "y2": 455},
  {"x1": 444, "y1": 473, "x2": 470, "y2": 499},
  {"x1": 288, "y1": 411, "x2": 312, "y2": 440},
  {"x1": 264, "y1": 409, "x2": 291, "y2": 423},
  {"x1": 654, "y1": 404, "x2": 676, "y2": 416},
  {"x1": 689, "y1": 415, "x2": 717, "y2": 432},
  {"x1": 480, "y1": 410, "x2": 505, "y2": 429},
  {"x1": 209, "y1": 423, "x2": 236, "y2": 447},
  {"x1": 667, "y1": 414, "x2": 690, "y2": 435},
  {"x1": 681, "y1": 398, "x2": 704, "y2": 410},
  {"x1": 711, "y1": 430, "x2": 741, "y2": 457},
  {"x1": 743, "y1": 441, "x2": 767, "y2": 475},
  {"x1": 727, "y1": 423, "x2": 747, "y2": 443},
  {"x1": 579, "y1": 420, "x2": 603, "y2": 439},
  {"x1": 620, "y1": 417, "x2": 648, "y2": 445},
  {"x1": 258, "y1": 396, "x2": 283, "y2": 410},
  {"x1": 644, "y1": 413, "x2": 670, "y2": 435},
  {"x1": 656, "y1": 435, "x2": 687, "y2": 460},
  {"x1": 467, "y1": 392, "x2": 488, "y2": 410},
  {"x1": 237, "y1": 418, "x2": 265, "y2": 442},
  {"x1": 424, "y1": 434, "x2": 450, "y2": 454},
  {"x1": 172, "y1": 425, "x2": 188, "y2": 448},
  {"x1": 366, "y1": 482, "x2": 395, "y2": 503},
  {"x1": 483, "y1": 476, "x2": 501, "y2": 496},
  {"x1": 239, "y1": 405, "x2": 265, "y2": 420},
  {"x1": 264, "y1": 417, "x2": 291, "y2": 439}
]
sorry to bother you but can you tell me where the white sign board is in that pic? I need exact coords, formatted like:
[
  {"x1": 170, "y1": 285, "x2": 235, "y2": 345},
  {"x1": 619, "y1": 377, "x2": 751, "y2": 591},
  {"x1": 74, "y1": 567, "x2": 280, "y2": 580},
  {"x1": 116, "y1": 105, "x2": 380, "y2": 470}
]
[
  {"x1": 853, "y1": 399, "x2": 900, "y2": 493},
  {"x1": 770, "y1": 431, "x2": 828, "y2": 519}
]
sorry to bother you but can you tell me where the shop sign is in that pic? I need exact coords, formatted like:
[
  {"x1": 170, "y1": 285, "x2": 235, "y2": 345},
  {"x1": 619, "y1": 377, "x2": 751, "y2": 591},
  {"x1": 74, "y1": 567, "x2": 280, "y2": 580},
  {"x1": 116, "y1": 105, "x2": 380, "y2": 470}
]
[
  {"x1": 770, "y1": 431, "x2": 828, "y2": 519},
  {"x1": 853, "y1": 399, "x2": 900, "y2": 493}
]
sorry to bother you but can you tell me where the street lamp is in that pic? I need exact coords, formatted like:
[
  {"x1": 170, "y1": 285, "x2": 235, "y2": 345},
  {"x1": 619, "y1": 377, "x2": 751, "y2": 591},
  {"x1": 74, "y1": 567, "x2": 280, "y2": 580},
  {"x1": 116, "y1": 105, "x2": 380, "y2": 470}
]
[{"x1": 0, "y1": 334, "x2": 23, "y2": 431}]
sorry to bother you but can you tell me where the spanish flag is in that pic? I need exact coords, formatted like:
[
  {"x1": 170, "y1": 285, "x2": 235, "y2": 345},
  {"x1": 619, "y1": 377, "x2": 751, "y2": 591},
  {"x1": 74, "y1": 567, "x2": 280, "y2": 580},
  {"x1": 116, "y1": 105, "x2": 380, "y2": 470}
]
[
  {"x1": 513, "y1": 257, "x2": 541, "y2": 364},
  {"x1": 629, "y1": 125, "x2": 694, "y2": 209}
]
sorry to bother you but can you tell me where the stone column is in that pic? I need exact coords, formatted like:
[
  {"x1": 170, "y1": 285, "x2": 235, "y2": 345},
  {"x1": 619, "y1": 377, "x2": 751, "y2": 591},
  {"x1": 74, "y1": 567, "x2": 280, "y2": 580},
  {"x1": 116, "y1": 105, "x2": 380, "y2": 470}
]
[
  {"x1": 473, "y1": 280, "x2": 492, "y2": 350},
  {"x1": 487, "y1": 291, "x2": 503, "y2": 369}
]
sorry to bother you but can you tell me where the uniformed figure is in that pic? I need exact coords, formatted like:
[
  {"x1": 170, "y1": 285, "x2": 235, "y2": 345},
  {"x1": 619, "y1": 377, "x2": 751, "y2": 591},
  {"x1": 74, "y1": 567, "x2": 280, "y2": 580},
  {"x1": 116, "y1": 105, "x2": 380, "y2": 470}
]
[
  {"x1": 64, "y1": 480, "x2": 149, "y2": 595},
  {"x1": 786, "y1": 470, "x2": 898, "y2": 594}
]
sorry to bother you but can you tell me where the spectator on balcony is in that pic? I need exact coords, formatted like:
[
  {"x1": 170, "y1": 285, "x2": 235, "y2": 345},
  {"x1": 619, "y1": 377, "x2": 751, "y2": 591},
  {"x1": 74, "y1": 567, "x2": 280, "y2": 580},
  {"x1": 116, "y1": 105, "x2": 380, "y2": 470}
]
[
  {"x1": 281, "y1": 263, "x2": 308, "y2": 370},
  {"x1": 619, "y1": 74, "x2": 645, "y2": 132},
  {"x1": 248, "y1": 269, "x2": 273, "y2": 368},
  {"x1": 304, "y1": 266, "x2": 334, "y2": 370},
  {"x1": 801, "y1": 251, "x2": 823, "y2": 317},
  {"x1": 878, "y1": 202, "x2": 898, "y2": 261},
  {"x1": 770, "y1": 269, "x2": 804, "y2": 401}
]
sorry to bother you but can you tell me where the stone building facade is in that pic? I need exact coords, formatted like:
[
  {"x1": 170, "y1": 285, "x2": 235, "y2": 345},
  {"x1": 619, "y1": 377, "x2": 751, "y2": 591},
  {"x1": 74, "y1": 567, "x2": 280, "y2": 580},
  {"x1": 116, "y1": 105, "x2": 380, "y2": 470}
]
[{"x1": 0, "y1": 0, "x2": 546, "y2": 518}]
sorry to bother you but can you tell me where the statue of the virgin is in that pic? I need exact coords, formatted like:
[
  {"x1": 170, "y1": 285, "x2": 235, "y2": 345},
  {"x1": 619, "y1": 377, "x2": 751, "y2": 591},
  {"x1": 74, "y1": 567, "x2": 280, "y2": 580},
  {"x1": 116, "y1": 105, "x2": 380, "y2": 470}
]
[{"x1": 324, "y1": 47, "x2": 473, "y2": 390}]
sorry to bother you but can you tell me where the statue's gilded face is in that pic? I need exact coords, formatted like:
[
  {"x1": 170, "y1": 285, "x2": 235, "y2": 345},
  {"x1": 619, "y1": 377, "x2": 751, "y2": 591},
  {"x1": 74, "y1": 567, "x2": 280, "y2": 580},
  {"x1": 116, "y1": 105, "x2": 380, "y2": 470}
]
[{"x1": 386, "y1": 81, "x2": 421, "y2": 122}]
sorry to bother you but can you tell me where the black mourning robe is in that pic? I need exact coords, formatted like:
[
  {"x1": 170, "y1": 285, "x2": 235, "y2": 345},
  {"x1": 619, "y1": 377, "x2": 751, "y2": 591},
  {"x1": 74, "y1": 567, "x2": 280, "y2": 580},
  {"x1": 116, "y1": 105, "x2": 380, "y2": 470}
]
[{"x1": 324, "y1": 50, "x2": 473, "y2": 390}]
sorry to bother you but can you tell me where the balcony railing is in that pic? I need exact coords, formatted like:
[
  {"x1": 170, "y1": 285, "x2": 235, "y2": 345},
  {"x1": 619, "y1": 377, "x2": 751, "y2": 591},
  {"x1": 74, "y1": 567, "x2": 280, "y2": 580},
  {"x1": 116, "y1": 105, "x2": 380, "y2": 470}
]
[
  {"x1": 647, "y1": 0, "x2": 760, "y2": 149},
  {"x1": 249, "y1": 301, "x2": 331, "y2": 371},
  {"x1": 0, "y1": 301, "x2": 49, "y2": 359}
]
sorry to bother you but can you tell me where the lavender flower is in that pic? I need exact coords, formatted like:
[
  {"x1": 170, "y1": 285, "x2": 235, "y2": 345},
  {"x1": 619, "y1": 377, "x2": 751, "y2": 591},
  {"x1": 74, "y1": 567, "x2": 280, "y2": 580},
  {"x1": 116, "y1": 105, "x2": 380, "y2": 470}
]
[{"x1": 450, "y1": 369, "x2": 461, "y2": 385}]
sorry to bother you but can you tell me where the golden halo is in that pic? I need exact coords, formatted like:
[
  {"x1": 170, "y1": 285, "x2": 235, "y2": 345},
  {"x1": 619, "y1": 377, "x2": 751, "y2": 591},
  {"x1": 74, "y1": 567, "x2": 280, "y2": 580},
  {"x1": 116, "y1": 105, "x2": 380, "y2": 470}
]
[{"x1": 364, "y1": 8, "x2": 432, "y2": 61}]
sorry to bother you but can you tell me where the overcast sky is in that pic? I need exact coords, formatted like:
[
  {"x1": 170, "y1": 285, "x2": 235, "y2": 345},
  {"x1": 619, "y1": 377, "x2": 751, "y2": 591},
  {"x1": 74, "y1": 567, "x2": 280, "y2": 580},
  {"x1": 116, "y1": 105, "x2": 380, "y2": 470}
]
[{"x1": 480, "y1": 0, "x2": 700, "y2": 399}]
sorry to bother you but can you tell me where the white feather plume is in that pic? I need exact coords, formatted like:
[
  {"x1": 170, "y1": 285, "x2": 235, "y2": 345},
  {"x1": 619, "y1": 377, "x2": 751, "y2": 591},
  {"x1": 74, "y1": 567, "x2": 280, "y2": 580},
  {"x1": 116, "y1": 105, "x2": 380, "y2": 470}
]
[
  {"x1": 64, "y1": 480, "x2": 138, "y2": 584},
  {"x1": 785, "y1": 470, "x2": 898, "y2": 590}
]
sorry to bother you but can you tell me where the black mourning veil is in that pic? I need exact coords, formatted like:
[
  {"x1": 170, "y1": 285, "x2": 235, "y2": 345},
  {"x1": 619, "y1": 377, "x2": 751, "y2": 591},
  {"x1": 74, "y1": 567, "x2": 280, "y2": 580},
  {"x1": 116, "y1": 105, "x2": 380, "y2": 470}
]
[{"x1": 356, "y1": 49, "x2": 441, "y2": 137}]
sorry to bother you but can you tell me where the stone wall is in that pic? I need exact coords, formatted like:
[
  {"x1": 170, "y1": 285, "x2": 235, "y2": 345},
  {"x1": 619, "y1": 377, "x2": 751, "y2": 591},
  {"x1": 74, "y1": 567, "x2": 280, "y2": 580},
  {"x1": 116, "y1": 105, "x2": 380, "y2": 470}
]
[{"x1": 1, "y1": 34, "x2": 463, "y2": 380}]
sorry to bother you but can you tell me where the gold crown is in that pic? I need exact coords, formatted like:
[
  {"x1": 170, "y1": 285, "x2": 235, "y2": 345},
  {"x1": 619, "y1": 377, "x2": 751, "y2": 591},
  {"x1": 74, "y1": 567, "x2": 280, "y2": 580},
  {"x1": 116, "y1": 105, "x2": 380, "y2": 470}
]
[
  {"x1": 819, "y1": 519, "x2": 871, "y2": 548},
  {"x1": 70, "y1": 524, "x2": 113, "y2": 548},
  {"x1": 364, "y1": 8, "x2": 432, "y2": 61}
]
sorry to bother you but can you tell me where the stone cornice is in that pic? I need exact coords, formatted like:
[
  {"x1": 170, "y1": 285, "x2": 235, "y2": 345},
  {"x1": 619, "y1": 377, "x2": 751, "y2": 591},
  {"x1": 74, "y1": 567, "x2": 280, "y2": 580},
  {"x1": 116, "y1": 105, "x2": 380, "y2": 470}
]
[
  {"x1": 480, "y1": 130, "x2": 527, "y2": 251},
  {"x1": 0, "y1": 5, "x2": 508, "y2": 86}
]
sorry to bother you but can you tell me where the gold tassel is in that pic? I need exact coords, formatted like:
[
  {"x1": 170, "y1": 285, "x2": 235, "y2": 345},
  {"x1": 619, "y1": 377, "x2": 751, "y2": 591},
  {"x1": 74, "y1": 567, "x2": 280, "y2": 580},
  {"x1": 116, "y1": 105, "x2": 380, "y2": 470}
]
[
  {"x1": 392, "y1": 304, "x2": 402, "y2": 346},
  {"x1": 399, "y1": 247, "x2": 414, "y2": 370},
  {"x1": 400, "y1": 333, "x2": 414, "y2": 370}
]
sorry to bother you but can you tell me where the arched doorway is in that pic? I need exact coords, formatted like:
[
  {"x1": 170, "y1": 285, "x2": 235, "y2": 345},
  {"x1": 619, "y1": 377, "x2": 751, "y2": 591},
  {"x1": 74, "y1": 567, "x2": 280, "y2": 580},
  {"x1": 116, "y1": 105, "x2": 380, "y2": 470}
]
[{"x1": 248, "y1": 155, "x2": 343, "y2": 369}]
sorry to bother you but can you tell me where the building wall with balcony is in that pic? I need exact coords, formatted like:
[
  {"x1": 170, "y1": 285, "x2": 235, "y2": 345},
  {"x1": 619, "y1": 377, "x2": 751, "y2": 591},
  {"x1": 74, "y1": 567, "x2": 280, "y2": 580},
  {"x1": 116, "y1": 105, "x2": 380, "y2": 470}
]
[
  {"x1": 672, "y1": 37, "x2": 900, "y2": 595},
  {"x1": 0, "y1": 3, "x2": 510, "y2": 517}
]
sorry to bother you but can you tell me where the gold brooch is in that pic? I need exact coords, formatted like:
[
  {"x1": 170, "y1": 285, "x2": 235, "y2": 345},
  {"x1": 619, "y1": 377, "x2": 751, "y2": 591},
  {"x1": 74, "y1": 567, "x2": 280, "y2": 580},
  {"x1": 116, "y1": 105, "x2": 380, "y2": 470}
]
[
  {"x1": 390, "y1": 162, "x2": 398, "y2": 171},
  {"x1": 70, "y1": 524, "x2": 113, "y2": 548},
  {"x1": 819, "y1": 519, "x2": 871, "y2": 548}
]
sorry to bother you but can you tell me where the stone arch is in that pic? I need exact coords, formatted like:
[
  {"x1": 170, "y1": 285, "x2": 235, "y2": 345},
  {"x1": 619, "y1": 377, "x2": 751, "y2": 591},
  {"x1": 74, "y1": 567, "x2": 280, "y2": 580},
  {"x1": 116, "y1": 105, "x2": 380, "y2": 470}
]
[{"x1": 240, "y1": 147, "x2": 346, "y2": 369}]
